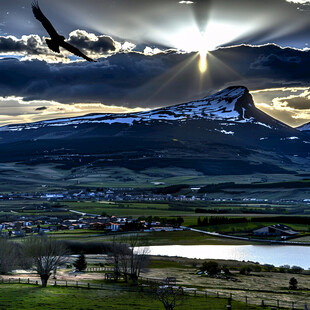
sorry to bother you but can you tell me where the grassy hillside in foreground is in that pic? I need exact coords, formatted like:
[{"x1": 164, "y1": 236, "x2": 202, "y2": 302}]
[{"x1": 0, "y1": 284, "x2": 275, "y2": 310}]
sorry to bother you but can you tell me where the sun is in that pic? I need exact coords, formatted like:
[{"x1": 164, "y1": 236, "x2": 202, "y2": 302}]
[{"x1": 172, "y1": 22, "x2": 249, "y2": 74}]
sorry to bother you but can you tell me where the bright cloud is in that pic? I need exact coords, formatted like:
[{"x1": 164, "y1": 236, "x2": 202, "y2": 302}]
[
  {"x1": 0, "y1": 96, "x2": 148, "y2": 126},
  {"x1": 252, "y1": 87, "x2": 310, "y2": 127}
]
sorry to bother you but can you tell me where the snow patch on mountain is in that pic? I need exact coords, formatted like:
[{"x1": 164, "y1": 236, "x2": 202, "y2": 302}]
[
  {"x1": 280, "y1": 137, "x2": 299, "y2": 140},
  {"x1": 215, "y1": 129, "x2": 234, "y2": 135}
]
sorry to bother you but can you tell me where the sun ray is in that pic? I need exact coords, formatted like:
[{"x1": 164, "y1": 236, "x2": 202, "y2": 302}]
[
  {"x1": 199, "y1": 50, "x2": 207, "y2": 73},
  {"x1": 133, "y1": 53, "x2": 199, "y2": 105}
]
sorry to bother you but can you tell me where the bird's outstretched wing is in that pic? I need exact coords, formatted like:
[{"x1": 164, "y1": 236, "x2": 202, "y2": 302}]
[
  {"x1": 32, "y1": 1, "x2": 59, "y2": 38},
  {"x1": 61, "y1": 41, "x2": 96, "y2": 62}
]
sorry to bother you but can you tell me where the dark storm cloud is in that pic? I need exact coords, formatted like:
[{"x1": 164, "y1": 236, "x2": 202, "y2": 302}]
[
  {"x1": 0, "y1": 44, "x2": 309, "y2": 108},
  {"x1": 279, "y1": 96, "x2": 310, "y2": 110},
  {"x1": 0, "y1": 32, "x2": 117, "y2": 59},
  {"x1": 0, "y1": 35, "x2": 43, "y2": 54}
]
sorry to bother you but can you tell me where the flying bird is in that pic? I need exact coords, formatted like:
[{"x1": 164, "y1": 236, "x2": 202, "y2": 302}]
[{"x1": 31, "y1": 1, "x2": 96, "y2": 62}]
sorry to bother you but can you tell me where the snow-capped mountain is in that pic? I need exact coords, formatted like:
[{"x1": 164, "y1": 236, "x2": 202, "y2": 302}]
[
  {"x1": 0, "y1": 86, "x2": 288, "y2": 131},
  {"x1": 0, "y1": 86, "x2": 308, "y2": 168}
]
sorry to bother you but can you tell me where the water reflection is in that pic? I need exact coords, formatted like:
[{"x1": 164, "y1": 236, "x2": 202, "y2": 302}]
[{"x1": 143, "y1": 245, "x2": 310, "y2": 269}]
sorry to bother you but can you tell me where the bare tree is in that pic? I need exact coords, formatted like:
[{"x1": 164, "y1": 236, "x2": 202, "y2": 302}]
[
  {"x1": 126, "y1": 234, "x2": 150, "y2": 283},
  {"x1": 24, "y1": 236, "x2": 67, "y2": 287},
  {"x1": 0, "y1": 238, "x2": 19, "y2": 274},
  {"x1": 110, "y1": 234, "x2": 149, "y2": 284},
  {"x1": 110, "y1": 237, "x2": 128, "y2": 282},
  {"x1": 151, "y1": 284, "x2": 184, "y2": 310}
]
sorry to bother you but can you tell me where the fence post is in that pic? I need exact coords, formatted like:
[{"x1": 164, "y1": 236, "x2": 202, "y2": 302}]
[
  {"x1": 245, "y1": 296, "x2": 247, "y2": 306},
  {"x1": 88, "y1": 283, "x2": 90, "y2": 289},
  {"x1": 54, "y1": 281, "x2": 57, "y2": 286},
  {"x1": 76, "y1": 281, "x2": 78, "y2": 287},
  {"x1": 8, "y1": 278, "x2": 10, "y2": 284},
  {"x1": 19, "y1": 278, "x2": 20, "y2": 284},
  {"x1": 277, "y1": 300, "x2": 279, "y2": 310},
  {"x1": 205, "y1": 290, "x2": 207, "y2": 298},
  {"x1": 217, "y1": 292, "x2": 219, "y2": 298},
  {"x1": 66, "y1": 281, "x2": 67, "y2": 287},
  {"x1": 27, "y1": 278, "x2": 29, "y2": 284}
]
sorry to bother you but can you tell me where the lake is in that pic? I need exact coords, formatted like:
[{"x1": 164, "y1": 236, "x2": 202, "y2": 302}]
[{"x1": 143, "y1": 245, "x2": 310, "y2": 269}]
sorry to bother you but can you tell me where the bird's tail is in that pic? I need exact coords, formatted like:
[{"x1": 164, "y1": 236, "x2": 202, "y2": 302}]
[{"x1": 45, "y1": 39, "x2": 60, "y2": 53}]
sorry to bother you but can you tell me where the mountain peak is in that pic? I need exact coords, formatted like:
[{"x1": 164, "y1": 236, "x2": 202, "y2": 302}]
[{"x1": 205, "y1": 86, "x2": 249, "y2": 98}]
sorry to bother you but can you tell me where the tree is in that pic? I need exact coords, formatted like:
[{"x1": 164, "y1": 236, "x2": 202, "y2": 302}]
[
  {"x1": 24, "y1": 236, "x2": 68, "y2": 287},
  {"x1": 291, "y1": 265, "x2": 303, "y2": 274},
  {"x1": 151, "y1": 284, "x2": 184, "y2": 310},
  {"x1": 122, "y1": 234, "x2": 150, "y2": 283},
  {"x1": 0, "y1": 238, "x2": 19, "y2": 274},
  {"x1": 200, "y1": 261, "x2": 220, "y2": 276},
  {"x1": 110, "y1": 234, "x2": 150, "y2": 284},
  {"x1": 289, "y1": 277, "x2": 298, "y2": 290},
  {"x1": 73, "y1": 252, "x2": 87, "y2": 272},
  {"x1": 110, "y1": 237, "x2": 128, "y2": 282}
]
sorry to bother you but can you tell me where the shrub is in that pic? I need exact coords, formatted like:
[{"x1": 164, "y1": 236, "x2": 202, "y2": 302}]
[
  {"x1": 289, "y1": 277, "x2": 298, "y2": 290},
  {"x1": 240, "y1": 266, "x2": 252, "y2": 275},
  {"x1": 291, "y1": 266, "x2": 303, "y2": 274},
  {"x1": 200, "y1": 261, "x2": 220, "y2": 276}
]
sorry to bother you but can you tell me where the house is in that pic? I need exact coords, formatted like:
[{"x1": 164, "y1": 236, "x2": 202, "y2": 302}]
[
  {"x1": 90, "y1": 222, "x2": 105, "y2": 230},
  {"x1": 253, "y1": 224, "x2": 298, "y2": 238},
  {"x1": 110, "y1": 223, "x2": 121, "y2": 231}
]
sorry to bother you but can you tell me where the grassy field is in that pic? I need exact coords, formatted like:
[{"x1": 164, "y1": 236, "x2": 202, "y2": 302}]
[
  {"x1": 65, "y1": 201, "x2": 194, "y2": 217},
  {"x1": 196, "y1": 222, "x2": 310, "y2": 235},
  {"x1": 44, "y1": 230, "x2": 252, "y2": 245},
  {"x1": 0, "y1": 284, "x2": 278, "y2": 309},
  {"x1": 144, "y1": 230, "x2": 252, "y2": 245}
]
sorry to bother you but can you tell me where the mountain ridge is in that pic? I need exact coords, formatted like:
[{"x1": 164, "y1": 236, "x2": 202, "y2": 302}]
[{"x1": 0, "y1": 86, "x2": 290, "y2": 132}]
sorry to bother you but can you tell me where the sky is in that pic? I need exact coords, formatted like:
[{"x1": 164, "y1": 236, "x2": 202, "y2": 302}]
[{"x1": 0, "y1": 0, "x2": 310, "y2": 127}]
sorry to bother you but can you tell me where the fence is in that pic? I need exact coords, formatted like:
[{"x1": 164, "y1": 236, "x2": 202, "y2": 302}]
[
  {"x1": 85, "y1": 267, "x2": 113, "y2": 272},
  {"x1": 0, "y1": 277, "x2": 309, "y2": 309}
]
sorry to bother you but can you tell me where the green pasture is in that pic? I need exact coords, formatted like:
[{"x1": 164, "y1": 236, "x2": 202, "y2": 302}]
[
  {"x1": 196, "y1": 221, "x2": 310, "y2": 234},
  {"x1": 0, "y1": 284, "x2": 272, "y2": 310},
  {"x1": 65, "y1": 201, "x2": 194, "y2": 216}
]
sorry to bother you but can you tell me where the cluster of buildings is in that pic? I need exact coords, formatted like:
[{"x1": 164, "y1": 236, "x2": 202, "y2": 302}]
[
  {"x1": 0, "y1": 190, "x2": 198, "y2": 202},
  {"x1": 0, "y1": 214, "x2": 185, "y2": 237},
  {"x1": 0, "y1": 189, "x2": 308, "y2": 205}
]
